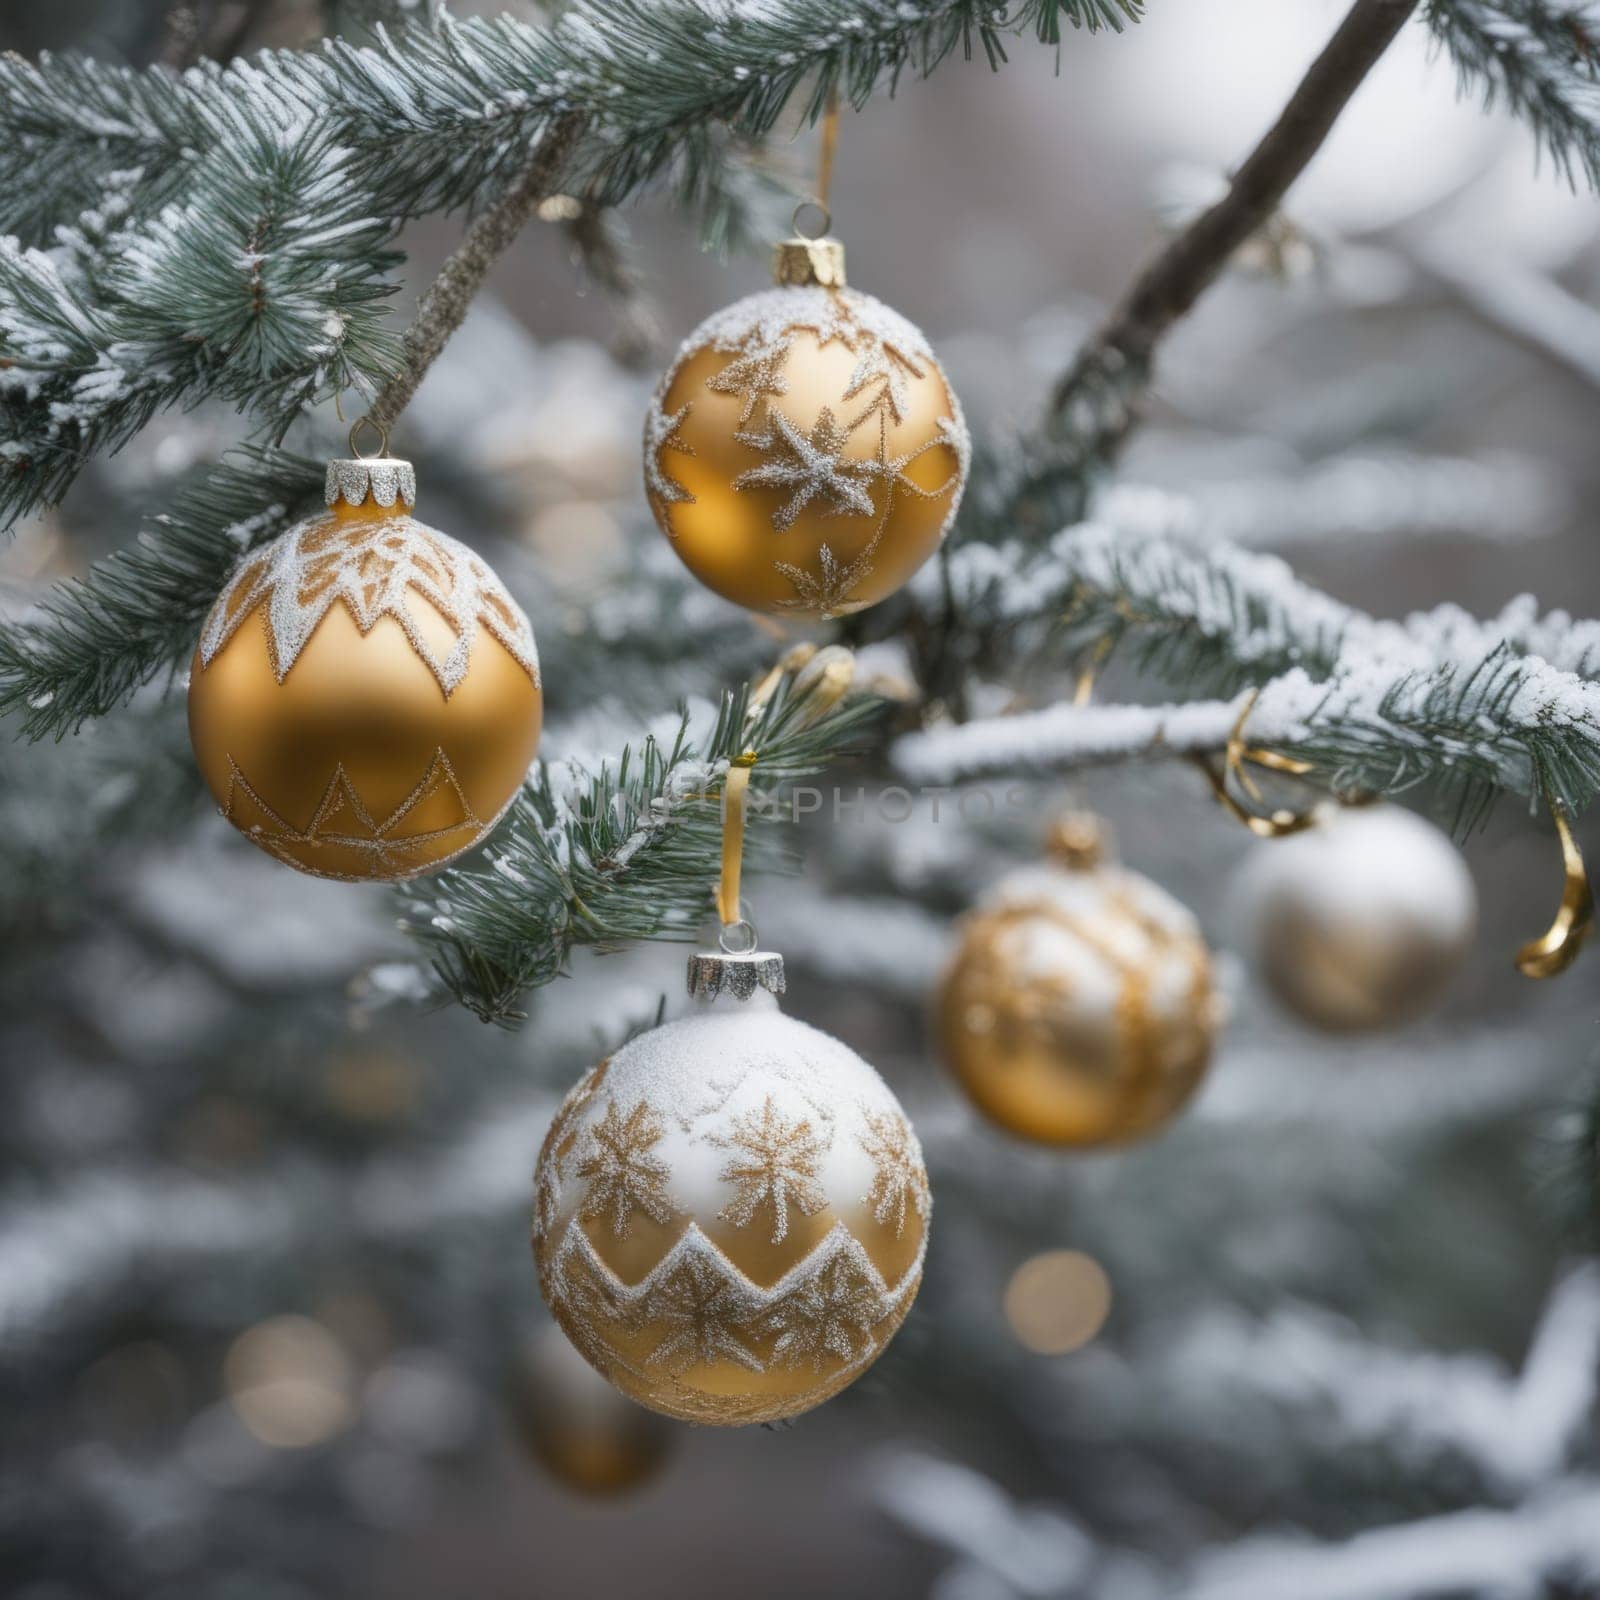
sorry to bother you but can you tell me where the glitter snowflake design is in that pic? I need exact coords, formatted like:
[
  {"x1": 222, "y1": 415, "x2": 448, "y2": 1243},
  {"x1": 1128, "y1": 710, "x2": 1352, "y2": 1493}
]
[
  {"x1": 716, "y1": 1095, "x2": 830, "y2": 1245},
  {"x1": 859, "y1": 1110, "x2": 931, "y2": 1237},
  {"x1": 732, "y1": 408, "x2": 875, "y2": 530},
  {"x1": 576, "y1": 1099, "x2": 676, "y2": 1238},
  {"x1": 773, "y1": 540, "x2": 877, "y2": 619},
  {"x1": 644, "y1": 285, "x2": 970, "y2": 618},
  {"x1": 643, "y1": 401, "x2": 695, "y2": 511},
  {"x1": 638, "y1": 1249, "x2": 762, "y2": 1373},
  {"x1": 763, "y1": 1241, "x2": 887, "y2": 1370},
  {"x1": 198, "y1": 510, "x2": 539, "y2": 695},
  {"x1": 706, "y1": 337, "x2": 791, "y2": 428}
]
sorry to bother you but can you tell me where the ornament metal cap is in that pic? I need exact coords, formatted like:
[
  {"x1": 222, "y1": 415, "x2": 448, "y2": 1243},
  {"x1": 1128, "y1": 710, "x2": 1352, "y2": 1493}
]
[
  {"x1": 325, "y1": 457, "x2": 417, "y2": 510},
  {"x1": 1046, "y1": 812, "x2": 1109, "y2": 871},
  {"x1": 688, "y1": 921, "x2": 787, "y2": 1002},
  {"x1": 772, "y1": 237, "x2": 846, "y2": 289},
  {"x1": 326, "y1": 417, "x2": 417, "y2": 510}
]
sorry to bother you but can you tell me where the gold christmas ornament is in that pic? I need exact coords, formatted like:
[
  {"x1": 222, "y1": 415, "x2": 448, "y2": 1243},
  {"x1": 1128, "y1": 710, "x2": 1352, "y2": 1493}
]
[
  {"x1": 643, "y1": 230, "x2": 968, "y2": 620},
  {"x1": 188, "y1": 447, "x2": 542, "y2": 880},
  {"x1": 512, "y1": 1325, "x2": 674, "y2": 1497},
  {"x1": 532, "y1": 942, "x2": 930, "y2": 1426},
  {"x1": 938, "y1": 815, "x2": 1219, "y2": 1148},
  {"x1": 1235, "y1": 803, "x2": 1477, "y2": 1032}
]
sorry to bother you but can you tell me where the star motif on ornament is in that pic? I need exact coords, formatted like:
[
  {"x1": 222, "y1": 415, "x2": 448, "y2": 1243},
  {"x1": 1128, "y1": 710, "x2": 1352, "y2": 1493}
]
[
  {"x1": 576, "y1": 1098, "x2": 676, "y2": 1238},
  {"x1": 859, "y1": 1110, "x2": 930, "y2": 1237},
  {"x1": 764, "y1": 1247, "x2": 885, "y2": 1371},
  {"x1": 707, "y1": 338, "x2": 790, "y2": 429},
  {"x1": 643, "y1": 401, "x2": 695, "y2": 511},
  {"x1": 774, "y1": 537, "x2": 879, "y2": 621},
  {"x1": 638, "y1": 1251, "x2": 761, "y2": 1373},
  {"x1": 715, "y1": 1095, "x2": 830, "y2": 1245},
  {"x1": 733, "y1": 407, "x2": 876, "y2": 532},
  {"x1": 843, "y1": 337, "x2": 924, "y2": 427}
]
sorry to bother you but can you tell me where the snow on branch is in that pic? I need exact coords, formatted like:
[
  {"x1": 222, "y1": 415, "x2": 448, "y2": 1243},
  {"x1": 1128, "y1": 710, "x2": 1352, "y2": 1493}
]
[
  {"x1": 895, "y1": 696, "x2": 1245, "y2": 783},
  {"x1": 0, "y1": 126, "x2": 398, "y2": 527},
  {"x1": 897, "y1": 643, "x2": 1600, "y2": 818}
]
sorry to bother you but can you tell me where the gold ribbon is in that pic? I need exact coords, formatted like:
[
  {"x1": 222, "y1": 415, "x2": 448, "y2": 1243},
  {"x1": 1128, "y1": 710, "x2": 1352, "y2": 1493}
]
[
  {"x1": 817, "y1": 85, "x2": 840, "y2": 215},
  {"x1": 1072, "y1": 635, "x2": 1113, "y2": 708},
  {"x1": 1516, "y1": 797, "x2": 1594, "y2": 978},
  {"x1": 1197, "y1": 689, "x2": 1319, "y2": 839},
  {"x1": 716, "y1": 753, "x2": 758, "y2": 929}
]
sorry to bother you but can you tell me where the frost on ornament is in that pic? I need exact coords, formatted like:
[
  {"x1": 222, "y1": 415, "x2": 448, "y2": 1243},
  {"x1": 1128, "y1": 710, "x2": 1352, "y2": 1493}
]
[
  {"x1": 198, "y1": 510, "x2": 539, "y2": 695},
  {"x1": 532, "y1": 992, "x2": 930, "y2": 1425},
  {"x1": 643, "y1": 283, "x2": 970, "y2": 620}
]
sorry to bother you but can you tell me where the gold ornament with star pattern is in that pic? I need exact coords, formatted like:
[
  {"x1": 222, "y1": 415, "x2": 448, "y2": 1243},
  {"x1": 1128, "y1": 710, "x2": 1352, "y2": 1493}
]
[
  {"x1": 642, "y1": 232, "x2": 969, "y2": 620},
  {"x1": 531, "y1": 942, "x2": 929, "y2": 1426},
  {"x1": 188, "y1": 445, "x2": 542, "y2": 881}
]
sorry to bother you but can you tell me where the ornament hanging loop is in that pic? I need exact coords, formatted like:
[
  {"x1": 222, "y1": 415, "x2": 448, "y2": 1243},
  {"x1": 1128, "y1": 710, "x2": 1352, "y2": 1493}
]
[
  {"x1": 792, "y1": 200, "x2": 833, "y2": 242},
  {"x1": 1516, "y1": 794, "x2": 1594, "y2": 979},
  {"x1": 719, "y1": 917, "x2": 759, "y2": 956},
  {"x1": 1198, "y1": 689, "x2": 1319, "y2": 839},
  {"x1": 348, "y1": 415, "x2": 391, "y2": 460}
]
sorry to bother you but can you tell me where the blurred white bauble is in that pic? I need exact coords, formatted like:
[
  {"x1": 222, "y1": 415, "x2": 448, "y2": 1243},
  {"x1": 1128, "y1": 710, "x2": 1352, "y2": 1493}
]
[{"x1": 1234, "y1": 805, "x2": 1477, "y2": 1033}]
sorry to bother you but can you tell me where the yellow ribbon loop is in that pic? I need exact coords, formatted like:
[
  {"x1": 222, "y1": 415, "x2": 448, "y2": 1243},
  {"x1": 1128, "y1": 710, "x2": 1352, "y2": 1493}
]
[
  {"x1": 745, "y1": 643, "x2": 818, "y2": 727},
  {"x1": 717, "y1": 753, "x2": 758, "y2": 929},
  {"x1": 817, "y1": 84, "x2": 840, "y2": 216},
  {"x1": 1198, "y1": 689, "x2": 1320, "y2": 839},
  {"x1": 1516, "y1": 799, "x2": 1594, "y2": 979},
  {"x1": 1072, "y1": 635, "x2": 1113, "y2": 708},
  {"x1": 791, "y1": 644, "x2": 856, "y2": 724}
]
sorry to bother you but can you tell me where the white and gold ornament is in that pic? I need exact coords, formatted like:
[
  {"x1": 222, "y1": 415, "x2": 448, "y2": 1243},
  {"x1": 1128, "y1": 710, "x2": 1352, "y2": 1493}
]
[
  {"x1": 532, "y1": 941, "x2": 929, "y2": 1426},
  {"x1": 188, "y1": 444, "x2": 542, "y2": 881},
  {"x1": 1234, "y1": 803, "x2": 1477, "y2": 1032},
  {"x1": 938, "y1": 815, "x2": 1219, "y2": 1148},
  {"x1": 643, "y1": 230, "x2": 968, "y2": 620}
]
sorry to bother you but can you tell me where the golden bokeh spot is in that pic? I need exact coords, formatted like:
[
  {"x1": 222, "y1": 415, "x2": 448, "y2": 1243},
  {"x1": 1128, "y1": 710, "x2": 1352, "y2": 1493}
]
[{"x1": 1003, "y1": 1251, "x2": 1113, "y2": 1356}]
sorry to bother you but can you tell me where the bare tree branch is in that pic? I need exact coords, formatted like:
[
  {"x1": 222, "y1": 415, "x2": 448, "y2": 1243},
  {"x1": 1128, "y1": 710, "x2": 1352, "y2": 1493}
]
[{"x1": 368, "y1": 112, "x2": 585, "y2": 431}]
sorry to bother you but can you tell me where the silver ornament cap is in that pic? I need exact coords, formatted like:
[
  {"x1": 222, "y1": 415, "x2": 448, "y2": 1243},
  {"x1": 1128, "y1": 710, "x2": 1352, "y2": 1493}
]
[
  {"x1": 688, "y1": 921, "x2": 786, "y2": 1002},
  {"x1": 325, "y1": 457, "x2": 417, "y2": 510}
]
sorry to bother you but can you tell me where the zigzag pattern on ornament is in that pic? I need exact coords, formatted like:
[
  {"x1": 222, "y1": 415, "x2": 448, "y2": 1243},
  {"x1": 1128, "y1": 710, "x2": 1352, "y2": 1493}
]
[
  {"x1": 219, "y1": 747, "x2": 484, "y2": 879},
  {"x1": 198, "y1": 511, "x2": 539, "y2": 694},
  {"x1": 541, "y1": 1216, "x2": 924, "y2": 1379}
]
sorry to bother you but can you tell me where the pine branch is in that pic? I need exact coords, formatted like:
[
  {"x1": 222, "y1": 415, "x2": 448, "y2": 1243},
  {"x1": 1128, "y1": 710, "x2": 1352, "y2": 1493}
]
[
  {"x1": 0, "y1": 126, "x2": 400, "y2": 528},
  {"x1": 1426, "y1": 0, "x2": 1600, "y2": 190},
  {"x1": 896, "y1": 637, "x2": 1600, "y2": 827},
  {"x1": 0, "y1": 447, "x2": 323, "y2": 738},
  {"x1": 399, "y1": 667, "x2": 886, "y2": 1026}
]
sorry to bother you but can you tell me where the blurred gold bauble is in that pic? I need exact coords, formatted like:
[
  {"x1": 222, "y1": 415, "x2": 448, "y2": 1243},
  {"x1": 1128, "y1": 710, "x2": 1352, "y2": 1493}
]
[
  {"x1": 938, "y1": 816, "x2": 1219, "y2": 1148},
  {"x1": 188, "y1": 456, "x2": 542, "y2": 881},
  {"x1": 1234, "y1": 803, "x2": 1477, "y2": 1032},
  {"x1": 643, "y1": 237, "x2": 968, "y2": 620},
  {"x1": 512, "y1": 1325, "x2": 675, "y2": 1497},
  {"x1": 532, "y1": 957, "x2": 929, "y2": 1425}
]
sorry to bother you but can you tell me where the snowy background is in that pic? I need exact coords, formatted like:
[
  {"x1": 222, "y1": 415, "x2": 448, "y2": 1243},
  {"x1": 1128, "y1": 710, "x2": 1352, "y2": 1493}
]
[{"x1": 3, "y1": 2, "x2": 1600, "y2": 1598}]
